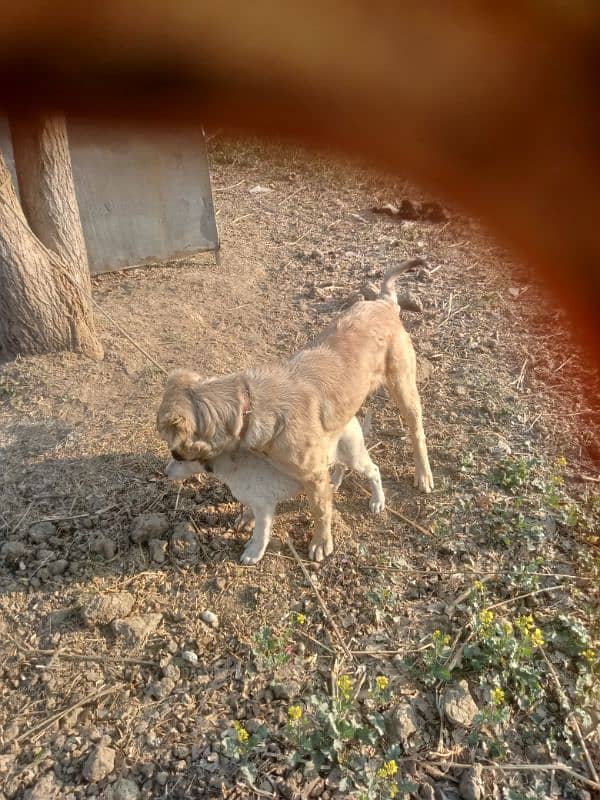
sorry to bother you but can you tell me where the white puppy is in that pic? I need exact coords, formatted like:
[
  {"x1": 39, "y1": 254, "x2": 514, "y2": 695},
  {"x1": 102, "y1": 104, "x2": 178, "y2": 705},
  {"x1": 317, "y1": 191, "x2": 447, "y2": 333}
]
[{"x1": 166, "y1": 416, "x2": 384, "y2": 565}]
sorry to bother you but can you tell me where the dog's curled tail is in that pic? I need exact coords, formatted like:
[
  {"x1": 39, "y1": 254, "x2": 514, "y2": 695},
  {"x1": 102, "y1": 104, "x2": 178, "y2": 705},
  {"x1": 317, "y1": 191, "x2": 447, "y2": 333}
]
[{"x1": 379, "y1": 257, "x2": 426, "y2": 303}]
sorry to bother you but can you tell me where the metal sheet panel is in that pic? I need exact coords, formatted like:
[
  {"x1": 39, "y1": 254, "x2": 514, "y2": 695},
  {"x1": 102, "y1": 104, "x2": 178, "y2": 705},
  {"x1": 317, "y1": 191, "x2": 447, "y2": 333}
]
[{"x1": 68, "y1": 123, "x2": 219, "y2": 274}]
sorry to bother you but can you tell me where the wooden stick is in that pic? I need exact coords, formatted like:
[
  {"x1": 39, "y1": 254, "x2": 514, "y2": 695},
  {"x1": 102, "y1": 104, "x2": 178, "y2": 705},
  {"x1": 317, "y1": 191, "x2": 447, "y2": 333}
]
[
  {"x1": 13, "y1": 684, "x2": 122, "y2": 744},
  {"x1": 11, "y1": 502, "x2": 33, "y2": 534},
  {"x1": 33, "y1": 650, "x2": 157, "y2": 667},
  {"x1": 92, "y1": 299, "x2": 168, "y2": 375},
  {"x1": 350, "y1": 479, "x2": 432, "y2": 537},
  {"x1": 214, "y1": 178, "x2": 244, "y2": 192},
  {"x1": 432, "y1": 760, "x2": 599, "y2": 791},
  {"x1": 539, "y1": 646, "x2": 600, "y2": 786},
  {"x1": 485, "y1": 585, "x2": 563, "y2": 611},
  {"x1": 285, "y1": 537, "x2": 353, "y2": 661}
]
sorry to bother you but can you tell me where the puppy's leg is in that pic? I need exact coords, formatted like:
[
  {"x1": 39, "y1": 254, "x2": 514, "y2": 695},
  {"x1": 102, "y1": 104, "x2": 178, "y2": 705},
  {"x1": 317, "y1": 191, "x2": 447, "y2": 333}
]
[
  {"x1": 386, "y1": 331, "x2": 434, "y2": 493},
  {"x1": 234, "y1": 505, "x2": 255, "y2": 532},
  {"x1": 240, "y1": 504, "x2": 274, "y2": 565},
  {"x1": 330, "y1": 464, "x2": 346, "y2": 491},
  {"x1": 337, "y1": 418, "x2": 385, "y2": 512}
]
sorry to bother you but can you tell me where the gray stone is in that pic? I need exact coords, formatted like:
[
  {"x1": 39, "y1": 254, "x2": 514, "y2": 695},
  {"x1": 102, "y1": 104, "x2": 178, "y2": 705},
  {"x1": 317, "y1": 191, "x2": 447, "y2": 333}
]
[
  {"x1": 443, "y1": 680, "x2": 479, "y2": 728},
  {"x1": 130, "y1": 513, "x2": 169, "y2": 544},
  {"x1": 419, "y1": 784, "x2": 436, "y2": 800},
  {"x1": 82, "y1": 745, "x2": 115, "y2": 782},
  {"x1": 459, "y1": 765, "x2": 483, "y2": 800},
  {"x1": 80, "y1": 593, "x2": 135, "y2": 626},
  {"x1": 1, "y1": 540, "x2": 26, "y2": 562},
  {"x1": 90, "y1": 536, "x2": 117, "y2": 560},
  {"x1": 25, "y1": 771, "x2": 62, "y2": 800},
  {"x1": 181, "y1": 650, "x2": 198, "y2": 666},
  {"x1": 29, "y1": 521, "x2": 57, "y2": 543},
  {"x1": 161, "y1": 661, "x2": 181, "y2": 681},
  {"x1": 200, "y1": 610, "x2": 219, "y2": 628},
  {"x1": 360, "y1": 282, "x2": 379, "y2": 301},
  {"x1": 103, "y1": 778, "x2": 140, "y2": 800},
  {"x1": 149, "y1": 538, "x2": 168, "y2": 563},
  {"x1": 113, "y1": 613, "x2": 162, "y2": 646},
  {"x1": 171, "y1": 522, "x2": 199, "y2": 556},
  {"x1": 398, "y1": 291, "x2": 423, "y2": 312},
  {"x1": 49, "y1": 559, "x2": 69, "y2": 576},
  {"x1": 147, "y1": 677, "x2": 175, "y2": 700},
  {"x1": 272, "y1": 682, "x2": 300, "y2": 701},
  {"x1": 386, "y1": 700, "x2": 418, "y2": 744}
]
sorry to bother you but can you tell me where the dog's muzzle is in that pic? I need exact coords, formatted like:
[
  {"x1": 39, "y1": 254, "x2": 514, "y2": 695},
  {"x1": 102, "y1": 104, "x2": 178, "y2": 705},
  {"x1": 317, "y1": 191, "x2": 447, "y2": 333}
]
[{"x1": 170, "y1": 449, "x2": 185, "y2": 461}]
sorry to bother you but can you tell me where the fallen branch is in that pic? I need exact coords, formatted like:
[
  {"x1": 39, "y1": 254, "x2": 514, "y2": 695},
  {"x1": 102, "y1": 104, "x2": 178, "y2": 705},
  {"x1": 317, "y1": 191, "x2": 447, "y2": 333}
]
[
  {"x1": 485, "y1": 584, "x2": 563, "y2": 611},
  {"x1": 432, "y1": 760, "x2": 599, "y2": 792},
  {"x1": 34, "y1": 650, "x2": 157, "y2": 667},
  {"x1": 350, "y1": 479, "x2": 432, "y2": 537},
  {"x1": 285, "y1": 537, "x2": 353, "y2": 661},
  {"x1": 12, "y1": 684, "x2": 123, "y2": 745},
  {"x1": 92, "y1": 299, "x2": 168, "y2": 375},
  {"x1": 539, "y1": 646, "x2": 599, "y2": 786}
]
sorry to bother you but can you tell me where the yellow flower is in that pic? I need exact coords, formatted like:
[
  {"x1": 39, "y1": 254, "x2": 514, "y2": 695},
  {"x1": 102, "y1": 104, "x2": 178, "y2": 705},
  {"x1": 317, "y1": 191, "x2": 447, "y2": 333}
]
[
  {"x1": 530, "y1": 628, "x2": 544, "y2": 648},
  {"x1": 295, "y1": 613, "x2": 306, "y2": 625},
  {"x1": 582, "y1": 649, "x2": 596, "y2": 664},
  {"x1": 233, "y1": 720, "x2": 249, "y2": 743},
  {"x1": 287, "y1": 705, "x2": 303, "y2": 722},
  {"x1": 389, "y1": 786, "x2": 399, "y2": 798},
  {"x1": 377, "y1": 759, "x2": 398, "y2": 779},
  {"x1": 479, "y1": 609, "x2": 494, "y2": 627},
  {"x1": 515, "y1": 614, "x2": 534, "y2": 633},
  {"x1": 375, "y1": 675, "x2": 389, "y2": 691},
  {"x1": 337, "y1": 674, "x2": 353, "y2": 700},
  {"x1": 433, "y1": 630, "x2": 451, "y2": 646},
  {"x1": 473, "y1": 580, "x2": 485, "y2": 592},
  {"x1": 554, "y1": 456, "x2": 567, "y2": 469},
  {"x1": 502, "y1": 622, "x2": 514, "y2": 636},
  {"x1": 491, "y1": 687, "x2": 505, "y2": 706}
]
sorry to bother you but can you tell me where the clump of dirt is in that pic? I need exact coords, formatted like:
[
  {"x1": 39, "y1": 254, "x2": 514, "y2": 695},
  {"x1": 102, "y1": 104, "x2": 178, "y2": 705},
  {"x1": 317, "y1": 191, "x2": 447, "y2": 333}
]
[{"x1": 0, "y1": 138, "x2": 598, "y2": 799}]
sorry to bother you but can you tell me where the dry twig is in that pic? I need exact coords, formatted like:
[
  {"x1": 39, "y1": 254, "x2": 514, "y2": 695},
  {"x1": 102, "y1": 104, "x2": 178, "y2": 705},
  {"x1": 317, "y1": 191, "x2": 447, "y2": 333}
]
[
  {"x1": 12, "y1": 684, "x2": 123, "y2": 745},
  {"x1": 285, "y1": 537, "x2": 353, "y2": 661},
  {"x1": 539, "y1": 646, "x2": 600, "y2": 786}
]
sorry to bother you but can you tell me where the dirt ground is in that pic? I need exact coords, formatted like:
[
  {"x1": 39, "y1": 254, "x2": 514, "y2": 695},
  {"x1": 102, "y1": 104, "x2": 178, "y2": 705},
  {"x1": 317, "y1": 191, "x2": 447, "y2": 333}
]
[{"x1": 0, "y1": 139, "x2": 598, "y2": 800}]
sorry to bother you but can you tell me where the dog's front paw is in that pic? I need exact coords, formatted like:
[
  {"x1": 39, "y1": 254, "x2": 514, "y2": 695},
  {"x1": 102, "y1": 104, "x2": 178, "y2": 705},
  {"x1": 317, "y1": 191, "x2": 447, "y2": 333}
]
[
  {"x1": 369, "y1": 496, "x2": 386, "y2": 513},
  {"x1": 240, "y1": 540, "x2": 267, "y2": 566},
  {"x1": 414, "y1": 467, "x2": 434, "y2": 494},
  {"x1": 308, "y1": 533, "x2": 334, "y2": 562}
]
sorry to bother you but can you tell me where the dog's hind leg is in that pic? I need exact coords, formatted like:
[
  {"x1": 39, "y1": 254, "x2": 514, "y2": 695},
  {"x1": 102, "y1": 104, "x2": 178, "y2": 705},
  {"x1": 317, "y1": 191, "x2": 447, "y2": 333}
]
[
  {"x1": 330, "y1": 464, "x2": 346, "y2": 491},
  {"x1": 240, "y1": 504, "x2": 274, "y2": 565},
  {"x1": 386, "y1": 330, "x2": 434, "y2": 493},
  {"x1": 305, "y1": 471, "x2": 334, "y2": 562},
  {"x1": 336, "y1": 417, "x2": 385, "y2": 512},
  {"x1": 234, "y1": 505, "x2": 255, "y2": 532}
]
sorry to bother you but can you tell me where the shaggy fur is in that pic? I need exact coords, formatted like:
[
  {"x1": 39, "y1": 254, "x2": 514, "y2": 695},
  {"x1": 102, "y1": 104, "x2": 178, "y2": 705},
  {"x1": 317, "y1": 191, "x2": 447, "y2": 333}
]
[
  {"x1": 157, "y1": 257, "x2": 434, "y2": 561},
  {"x1": 165, "y1": 416, "x2": 385, "y2": 565}
]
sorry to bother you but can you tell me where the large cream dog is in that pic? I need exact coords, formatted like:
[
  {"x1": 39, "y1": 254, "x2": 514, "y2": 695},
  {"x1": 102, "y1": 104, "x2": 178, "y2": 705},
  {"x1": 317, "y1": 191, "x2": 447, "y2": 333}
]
[
  {"x1": 165, "y1": 415, "x2": 385, "y2": 565},
  {"x1": 157, "y1": 257, "x2": 434, "y2": 561}
]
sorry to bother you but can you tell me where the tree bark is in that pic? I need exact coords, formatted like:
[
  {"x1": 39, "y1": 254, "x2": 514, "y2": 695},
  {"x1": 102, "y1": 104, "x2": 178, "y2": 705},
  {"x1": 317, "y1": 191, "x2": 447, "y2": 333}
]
[{"x1": 0, "y1": 115, "x2": 103, "y2": 360}]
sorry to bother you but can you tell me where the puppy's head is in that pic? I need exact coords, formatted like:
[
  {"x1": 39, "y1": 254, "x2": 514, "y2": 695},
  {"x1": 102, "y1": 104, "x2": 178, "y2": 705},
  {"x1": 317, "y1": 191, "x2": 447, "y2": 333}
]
[
  {"x1": 156, "y1": 368, "x2": 244, "y2": 462},
  {"x1": 165, "y1": 458, "x2": 211, "y2": 482}
]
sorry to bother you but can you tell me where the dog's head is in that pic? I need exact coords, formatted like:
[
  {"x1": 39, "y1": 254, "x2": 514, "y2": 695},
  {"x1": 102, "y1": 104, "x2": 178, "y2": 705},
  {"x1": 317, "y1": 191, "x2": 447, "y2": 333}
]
[{"x1": 156, "y1": 368, "x2": 246, "y2": 463}]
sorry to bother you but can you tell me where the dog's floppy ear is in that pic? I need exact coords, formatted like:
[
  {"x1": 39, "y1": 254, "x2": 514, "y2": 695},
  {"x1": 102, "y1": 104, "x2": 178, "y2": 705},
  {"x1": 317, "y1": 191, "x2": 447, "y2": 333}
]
[{"x1": 156, "y1": 406, "x2": 195, "y2": 445}]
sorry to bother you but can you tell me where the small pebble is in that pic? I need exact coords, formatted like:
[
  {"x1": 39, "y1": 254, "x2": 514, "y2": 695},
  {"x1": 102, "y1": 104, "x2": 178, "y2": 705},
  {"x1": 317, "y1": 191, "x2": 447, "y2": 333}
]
[
  {"x1": 181, "y1": 650, "x2": 199, "y2": 666},
  {"x1": 200, "y1": 610, "x2": 219, "y2": 628}
]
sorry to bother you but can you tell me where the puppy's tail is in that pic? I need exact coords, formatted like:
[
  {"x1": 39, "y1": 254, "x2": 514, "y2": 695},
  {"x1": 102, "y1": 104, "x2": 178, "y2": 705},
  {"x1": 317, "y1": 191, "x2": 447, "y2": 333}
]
[{"x1": 379, "y1": 257, "x2": 426, "y2": 304}]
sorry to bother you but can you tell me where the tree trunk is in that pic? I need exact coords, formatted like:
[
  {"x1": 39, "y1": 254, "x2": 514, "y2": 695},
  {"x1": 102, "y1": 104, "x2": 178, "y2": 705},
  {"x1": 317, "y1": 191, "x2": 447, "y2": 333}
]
[{"x1": 0, "y1": 115, "x2": 103, "y2": 360}]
